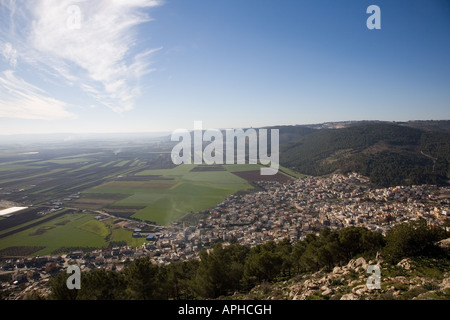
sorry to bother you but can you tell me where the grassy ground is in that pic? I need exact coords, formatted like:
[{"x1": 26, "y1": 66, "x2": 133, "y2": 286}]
[
  {"x1": 67, "y1": 162, "x2": 102, "y2": 173},
  {"x1": 131, "y1": 183, "x2": 243, "y2": 225},
  {"x1": 135, "y1": 165, "x2": 254, "y2": 224},
  {"x1": 114, "y1": 160, "x2": 131, "y2": 167},
  {"x1": 223, "y1": 164, "x2": 263, "y2": 172},
  {"x1": 100, "y1": 161, "x2": 118, "y2": 167},
  {"x1": 0, "y1": 212, "x2": 146, "y2": 256},
  {"x1": 84, "y1": 164, "x2": 306, "y2": 225},
  {"x1": 0, "y1": 168, "x2": 67, "y2": 184},
  {"x1": 34, "y1": 158, "x2": 93, "y2": 165},
  {"x1": 86, "y1": 164, "x2": 255, "y2": 225},
  {"x1": 0, "y1": 210, "x2": 67, "y2": 237},
  {"x1": 0, "y1": 213, "x2": 104, "y2": 255},
  {"x1": 0, "y1": 164, "x2": 45, "y2": 172},
  {"x1": 278, "y1": 165, "x2": 308, "y2": 178},
  {"x1": 78, "y1": 220, "x2": 109, "y2": 237}
]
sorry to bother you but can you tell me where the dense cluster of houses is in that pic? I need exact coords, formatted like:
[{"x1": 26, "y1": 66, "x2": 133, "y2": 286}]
[{"x1": 1, "y1": 173, "x2": 449, "y2": 299}]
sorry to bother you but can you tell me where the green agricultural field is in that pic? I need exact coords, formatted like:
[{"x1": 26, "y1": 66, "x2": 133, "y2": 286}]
[
  {"x1": 96, "y1": 180, "x2": 179, "y2": 190},
  {"x1": 0, "y1": 213, "x2": 105, "y2": 255},
  {"x1": 223, "y1": 164, "x2": 263, "y2": 172},
  {"x1": 68, "y1": 162, "x2": 102, "y2": 173},
  {"x1": 109, "y1": 226, "x2": 146, "y2": 247},
  {"x1": 129, "y1": 159, "x2": 140, "y2": 166},
  {"x1": 35, "y1": 158, "x2": 92, "y2": 165},
  {"x1": 0, "y1": 210, "x2": 67, "y2": 237},
  {"x1": 114, "y1": 160, "x2": 131, "y2": 167},
  {"x1": 78, "y1": 219, "x2": 109, "y2": 237},
  {"x1": 132, "y1": 183, "x2": 244, "y2": 225},
  {"x1": 55, "y1": 152, "x2": 104, "y2": 159},
  {"x1": 136, "y1": 164, "x2": 197, "y2": 177},
  {"x1": 113, "y1": 193, "x2": 166, "y2": 207},
  {"x1": 0, "y1": 164, "x2": 45, "y2": 172},
  {"x1": 0, "y1": 168, "x2": 67, "y2": 184},
  {"x1": 224, "y1": 164, "x2": 305, "y2": 178},
  {"x1": 0, "y1": 212, "x2": 146, "y2": 256},
  {"x1": 86, "y1": 164, "x2": 254, "y2": 225},
  {"x1": 100, "y1": 161, "x2": 118, "y2": 167},
  {"x1": 278, "y1": 165, "x2": 308, "y2": 178}
]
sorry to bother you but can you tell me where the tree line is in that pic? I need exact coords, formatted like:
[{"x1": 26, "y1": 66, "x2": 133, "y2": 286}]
[
  {"x1": 280, "y1": 123, "x2": 450, "y2": 187},
  {"x1": 46, "y1": 219, "x2": 448, "y2": 300}
]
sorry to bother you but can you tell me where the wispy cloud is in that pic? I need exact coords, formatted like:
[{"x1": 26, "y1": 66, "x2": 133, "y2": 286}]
[
  {"x1": 0, "y1": 0, "x2": 161, "y2": 116},
  {"x1": 0, "y1": 70, "x2": 75, "y2": 120},
  {"x1": 0, "y1": 42, "x2": 17, "y2": 68}
]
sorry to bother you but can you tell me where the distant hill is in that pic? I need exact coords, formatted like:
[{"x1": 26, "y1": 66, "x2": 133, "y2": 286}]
[
  {"x1": 278, "y1": 122, "x2": 450, "y2": 187},
  {"x1": 400, "y1": 120, "x2": 450, "y2": 134},
  {"x1": 290, "y1": 120, "x2": 450, "y2": 133},
  {"x1": 261, "y1": 125, "x2": 317, "y2": 144}
]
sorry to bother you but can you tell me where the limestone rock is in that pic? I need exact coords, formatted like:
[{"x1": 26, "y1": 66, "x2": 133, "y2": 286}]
[
  {"x1": 436, "y1": 238, "x2": 450, "y2": 252},
  {"x1": 322, "y1": 288, "x2": 333, "y2": 296},
  {"x1": 397, "y1": 258, "x2": 412, "y2": 270},
  {"x1": 352, "y1": 284, "x2": 367, "y2": 295},
  {"x1": 340, "y1": 293, "x2": 358, "y2": 300},
  {"x1": 393, "y1": 276, "x2": 408, "y2": 284},
  {"x1": 347, "y1": 257, "x2": 368, "y2": 270},
  {"x1": 349, "y1": 279, "x2": 360, "y2": 287},
  {"x1": 333, "y1": 266, "x2": 343, "y2": 274},
  {"x1": 440, "y1": 277, "x2": 450, "y2": 290},
  {"x1": 393, "y1": 290, "x2": 402, "y2": 297}
]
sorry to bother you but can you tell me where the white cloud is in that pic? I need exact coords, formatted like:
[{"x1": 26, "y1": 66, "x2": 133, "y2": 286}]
[
  {"x1": 0, "y1": 0, "x2": 162, "y2": 114},
  {"x1": 1, "y1": 42, "x2": 17, "y2": 68},
  {"x1": 0, "y1": 70, "x2": 76, "y2": 120}
]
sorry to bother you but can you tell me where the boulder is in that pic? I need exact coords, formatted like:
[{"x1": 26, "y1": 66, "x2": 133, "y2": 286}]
[
  {"x1": 349, "y1": 279, "x2": 360, "y2": 287},
  {"x1": 440, "y1": 277, "x2": 450, "y2": 291},
  {"x1": 322, "y1": 288, "x2": 333, "y2": 296},
  {"x1": 355, "y1": 257, "x2": 368, "y2": 270},
  {"x1": 318, "y1": 276, "x2": 329, "y2": 284},
  {"x1": 393, "y1": 276, "x2": 408, "y2": 284},
  {"x1": 333, "y1": 266, "x2": 343, "y2": 274},
  {"x1": 347, "y1": 257, "x2": 368, "y2": 270},
  {"x1": 356, "y1": 287, "x2": 368, "y2": 295},
  {"x1": 393, "y1": 290, "x2": 402, "y2": 297},
  {"x1": 352, "y1": 284, "x2": 367, "y2": 295},
  {"x1": 436, "y1": 238, "x2": 450, "y2": 253},
  {"x1": 397, "y1": 258, "x2": 412, "y2": 270},
  {"x1": 340, "y1": 293, "x2": 358, "y2": 300},
  {"x1": 305, "y1": 282, "x2": 319, "y2": 290}
]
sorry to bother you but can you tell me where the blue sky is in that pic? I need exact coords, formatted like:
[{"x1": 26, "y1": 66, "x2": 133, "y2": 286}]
[{"x1": 0, "y1": 0, "x2": 449, "y2": 134}]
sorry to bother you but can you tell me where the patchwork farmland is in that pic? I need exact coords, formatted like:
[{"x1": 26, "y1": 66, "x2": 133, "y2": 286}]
[
  {"x1": 0, "y1": 138, "x2": 302, "y2": 255},
  {"x1": 84, "y1": 164, "x2": 257, "y2": 225}
]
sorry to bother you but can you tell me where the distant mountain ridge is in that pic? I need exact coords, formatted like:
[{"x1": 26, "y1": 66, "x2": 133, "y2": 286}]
[{"x1": 276, "y1": 121, "x2": 450, "y2": 187}]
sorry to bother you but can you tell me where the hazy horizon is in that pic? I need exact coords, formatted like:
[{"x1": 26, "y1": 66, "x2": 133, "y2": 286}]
[
  {"x1": 1, "y1": 1, "x2": 450, "y2": 135},
  {"x1": 0, "y1": 119, "x2": 449, "y2": 143}
]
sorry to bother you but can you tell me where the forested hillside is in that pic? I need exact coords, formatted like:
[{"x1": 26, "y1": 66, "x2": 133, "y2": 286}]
[{"x1": 279, "y1": 123, "x2": 450, "y2": 187}]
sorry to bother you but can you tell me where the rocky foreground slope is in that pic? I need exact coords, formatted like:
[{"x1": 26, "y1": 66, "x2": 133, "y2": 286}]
[{"x1": 232, "y1": 255, "x2": 450, "y2": 300}]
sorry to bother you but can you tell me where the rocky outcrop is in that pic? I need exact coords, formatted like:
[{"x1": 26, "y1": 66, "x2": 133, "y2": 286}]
[
  {"x1": 397, "y1": 258, "x2": 413, "y2": 270},
  {"x1": 437, "y1": 238, "x2": 450, "y2": 253},
  {"x1": 242, "y1": 256, "x2": 450, "y2": 300},
  {"x1": 347, "y1": 257, "x2": 368, "y2": 271},
  {"x1": 340, "y1": 293, "x2": 358, "y2": 300}
]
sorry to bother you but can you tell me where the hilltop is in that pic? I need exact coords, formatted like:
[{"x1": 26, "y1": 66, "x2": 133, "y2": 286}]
[{"x1": 277, "y1": 121, "x2": 450, "y2": 187}]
